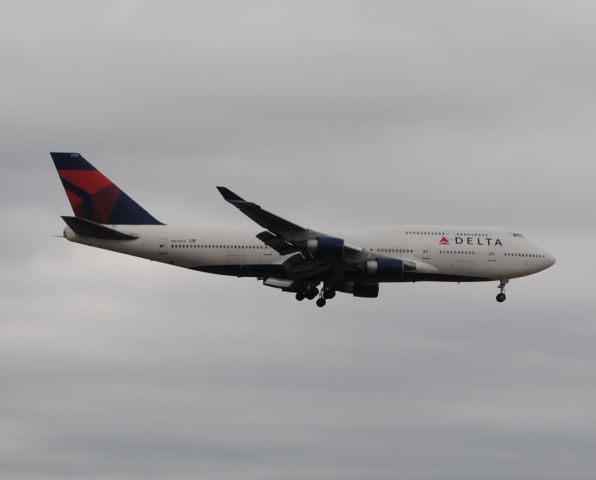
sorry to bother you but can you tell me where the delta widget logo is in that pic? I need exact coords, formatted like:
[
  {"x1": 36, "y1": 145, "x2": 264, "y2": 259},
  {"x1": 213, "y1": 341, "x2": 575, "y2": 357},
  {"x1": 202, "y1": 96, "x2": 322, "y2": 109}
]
[{"x1": 439, "y1": 236, "x2": 449, "y2": 245}]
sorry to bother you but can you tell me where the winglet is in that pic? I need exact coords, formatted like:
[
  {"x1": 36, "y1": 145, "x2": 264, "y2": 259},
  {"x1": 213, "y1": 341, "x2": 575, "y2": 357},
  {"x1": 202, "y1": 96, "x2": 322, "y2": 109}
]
[{"x1": 216, "y1": 186, "x2": 245, "y2": 202}]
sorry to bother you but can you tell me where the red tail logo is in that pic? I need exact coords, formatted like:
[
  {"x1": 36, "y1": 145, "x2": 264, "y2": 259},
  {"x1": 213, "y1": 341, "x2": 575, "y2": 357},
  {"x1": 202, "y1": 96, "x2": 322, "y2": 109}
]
[
  {"x1": 51, "y1": 152, "x2": 162, "y2": 225},
  {"x1": 439, "y1": 236, "x2": 449, "y2": 245}
]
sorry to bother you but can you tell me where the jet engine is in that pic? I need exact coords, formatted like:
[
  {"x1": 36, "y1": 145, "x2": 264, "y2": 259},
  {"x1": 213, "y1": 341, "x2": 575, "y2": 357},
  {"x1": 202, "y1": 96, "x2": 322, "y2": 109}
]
[
  {"x1": 306, "y1": 236, "x2": 345, "y2": 258},
  {"x1": 363, "y1": 258, "x2": 404, "y2": 277}
]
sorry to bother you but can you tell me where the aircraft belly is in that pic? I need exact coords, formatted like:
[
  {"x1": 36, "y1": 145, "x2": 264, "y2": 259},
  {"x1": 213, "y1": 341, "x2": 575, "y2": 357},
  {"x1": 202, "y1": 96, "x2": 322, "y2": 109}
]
[{"x1": 192, "y1": 264, "x2": 288, "y2": 278}]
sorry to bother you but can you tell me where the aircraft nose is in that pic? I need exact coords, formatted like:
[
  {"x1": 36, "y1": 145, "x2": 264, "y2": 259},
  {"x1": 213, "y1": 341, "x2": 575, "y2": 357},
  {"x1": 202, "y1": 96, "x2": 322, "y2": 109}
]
[{"x1": 544, "y1": 251, "x2": 556, "y2": 268}]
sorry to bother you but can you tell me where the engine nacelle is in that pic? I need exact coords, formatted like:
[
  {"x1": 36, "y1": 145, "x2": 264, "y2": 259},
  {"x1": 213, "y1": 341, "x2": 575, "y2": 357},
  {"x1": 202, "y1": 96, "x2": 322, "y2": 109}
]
[
  {"x1": 364, "y1": 258, "x2": 404, "y2": 277},
  {"x1": 306, "y1": 236, "x2": 345, "y2": 258},
  {"x1": 341, "y1": 281, "x2": 379, "y2": 298}
]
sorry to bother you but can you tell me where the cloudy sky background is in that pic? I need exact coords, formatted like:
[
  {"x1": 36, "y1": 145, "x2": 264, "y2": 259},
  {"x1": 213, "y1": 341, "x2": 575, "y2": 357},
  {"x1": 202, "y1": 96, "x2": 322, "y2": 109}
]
[{"x1": 1, "y1": 1, "x2": 595, "y2": 478}]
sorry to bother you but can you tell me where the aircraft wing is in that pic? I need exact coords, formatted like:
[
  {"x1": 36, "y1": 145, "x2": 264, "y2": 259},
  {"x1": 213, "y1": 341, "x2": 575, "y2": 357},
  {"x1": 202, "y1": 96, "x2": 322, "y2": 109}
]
[
  {"x1": 217, "y1": 186, "x2": 305, "y2": 238},
  {"x1": 216, "y1": 186, "x2": 369, "y2": 263}
]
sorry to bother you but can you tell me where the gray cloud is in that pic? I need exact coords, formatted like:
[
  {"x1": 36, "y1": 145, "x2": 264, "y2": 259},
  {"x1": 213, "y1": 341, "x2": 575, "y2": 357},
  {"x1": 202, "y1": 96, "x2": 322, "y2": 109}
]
[{"x1": 1, "y1": 1, "x2": 595, "y2": 479}]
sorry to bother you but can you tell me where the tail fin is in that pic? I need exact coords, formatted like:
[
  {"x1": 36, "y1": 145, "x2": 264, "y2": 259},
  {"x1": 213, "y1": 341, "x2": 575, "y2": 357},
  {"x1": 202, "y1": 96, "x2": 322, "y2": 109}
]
[{"x1": 51, "y1": 152, "x2": 163, "y2": 225}]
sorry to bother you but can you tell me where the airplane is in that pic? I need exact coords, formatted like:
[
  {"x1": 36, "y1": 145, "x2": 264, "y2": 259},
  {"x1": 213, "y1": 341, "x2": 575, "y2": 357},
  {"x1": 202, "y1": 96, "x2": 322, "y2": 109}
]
[{"x1": 51, "y1": 152, "x2": 556, "y2": 307}]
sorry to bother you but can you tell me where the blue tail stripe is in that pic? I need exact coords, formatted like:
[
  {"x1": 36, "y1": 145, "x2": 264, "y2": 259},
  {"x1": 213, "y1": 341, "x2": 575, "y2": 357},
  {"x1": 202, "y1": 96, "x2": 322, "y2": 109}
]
[{"x1": 108, "y1": 193, "x2": 163, "y2": 225}]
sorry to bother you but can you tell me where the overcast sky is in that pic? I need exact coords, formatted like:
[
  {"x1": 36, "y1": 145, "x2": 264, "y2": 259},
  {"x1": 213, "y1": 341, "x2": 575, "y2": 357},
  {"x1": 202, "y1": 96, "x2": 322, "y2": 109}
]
[{"x1": 1, "y1": 1, "x2": 595, "y2": 479}]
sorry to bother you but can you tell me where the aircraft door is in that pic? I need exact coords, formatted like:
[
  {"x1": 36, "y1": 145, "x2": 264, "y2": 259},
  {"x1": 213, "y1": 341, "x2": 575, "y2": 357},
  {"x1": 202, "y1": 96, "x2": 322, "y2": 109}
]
[
  {"x1": 488, "y1": 248, "x2": 496, "y2": 262},
  {"x1": 445, "y1": 226, "x2": 455, "y2": 244},
  {"x1": 421, "y1": 244, "x2": 431, "y2": 260},
  {"x1": 158, "y1": 238, "x2": 168, "y2": 254}
]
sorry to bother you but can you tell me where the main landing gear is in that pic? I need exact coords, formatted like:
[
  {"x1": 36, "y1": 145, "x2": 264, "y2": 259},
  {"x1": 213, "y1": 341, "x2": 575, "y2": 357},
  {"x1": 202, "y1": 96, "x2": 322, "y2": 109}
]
[
  {"x1": 316, "y1": 286, "x2": 337, "y2": 307},
  {"x1": 295, "y1": 287, "x2": 318, "y2": 301},
  {"x1": 295, "y1": 284, "x2": 336, "y2": 307},
  {"x1": 496, "y1": 279, "x2": 509, "y2": 303}
]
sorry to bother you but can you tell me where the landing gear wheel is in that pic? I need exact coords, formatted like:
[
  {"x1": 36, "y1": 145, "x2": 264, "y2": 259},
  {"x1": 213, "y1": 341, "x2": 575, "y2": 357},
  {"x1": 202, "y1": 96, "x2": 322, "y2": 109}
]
[
  {"x1": 316, "y1": 297, "x2": 327, "y2": 308},
  {"x1": 496, "y1": 279, "x2": 508, "y2": 303},
  {"x1": 322, "y1": 289, "x2": 336, "y2": 299},
  {"x1": 295, "y1": 292, "x2": 305, "y2": 301},
  {"x1": 306, "y1": 288, "x2": 319, "y2": 300}
]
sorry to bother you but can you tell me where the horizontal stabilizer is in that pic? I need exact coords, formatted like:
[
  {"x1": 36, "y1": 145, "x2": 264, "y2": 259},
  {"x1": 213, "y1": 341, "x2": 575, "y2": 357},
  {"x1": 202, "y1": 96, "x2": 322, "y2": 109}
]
[{"x1": 61, "y1": 216, "x2": 139, "y2": 240}]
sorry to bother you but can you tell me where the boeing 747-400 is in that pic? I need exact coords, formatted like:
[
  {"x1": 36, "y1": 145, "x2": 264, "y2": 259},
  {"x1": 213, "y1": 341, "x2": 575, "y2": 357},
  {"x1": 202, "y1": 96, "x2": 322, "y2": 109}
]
[{"x1": 51, "y1": 152, "x2": 555, "y2": 307}]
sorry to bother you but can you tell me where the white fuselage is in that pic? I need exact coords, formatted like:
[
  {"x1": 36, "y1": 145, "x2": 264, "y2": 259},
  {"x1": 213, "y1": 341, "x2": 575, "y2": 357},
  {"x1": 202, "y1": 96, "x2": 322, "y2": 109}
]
[{"x1": 64, "y1": 224, "x2": 555, "y2": 282}]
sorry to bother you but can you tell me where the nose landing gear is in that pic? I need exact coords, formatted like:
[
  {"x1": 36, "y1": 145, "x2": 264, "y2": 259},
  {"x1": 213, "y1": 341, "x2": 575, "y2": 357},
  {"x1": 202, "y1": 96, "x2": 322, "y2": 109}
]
[{"x1": 496, "y1": 279, "x2": 509, "y2": 303}]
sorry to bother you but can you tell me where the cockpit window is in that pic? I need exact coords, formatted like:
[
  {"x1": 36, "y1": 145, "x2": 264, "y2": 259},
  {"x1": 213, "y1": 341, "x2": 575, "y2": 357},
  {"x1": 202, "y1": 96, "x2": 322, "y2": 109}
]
[{"x1": 513, "y1": 233, "x2": 524, "y2": 238}]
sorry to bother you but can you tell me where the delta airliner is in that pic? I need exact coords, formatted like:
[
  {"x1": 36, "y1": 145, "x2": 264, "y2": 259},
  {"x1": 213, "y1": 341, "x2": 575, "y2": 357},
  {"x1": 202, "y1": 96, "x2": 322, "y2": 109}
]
[{"x1": 52, "y1": 152, "x2": 555, "y2": 307}]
